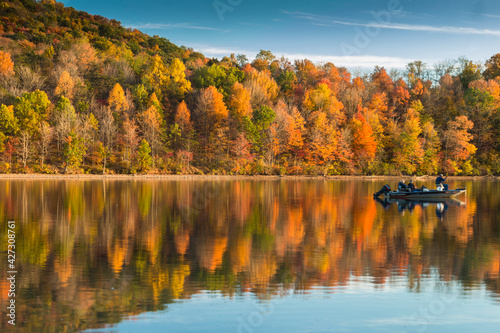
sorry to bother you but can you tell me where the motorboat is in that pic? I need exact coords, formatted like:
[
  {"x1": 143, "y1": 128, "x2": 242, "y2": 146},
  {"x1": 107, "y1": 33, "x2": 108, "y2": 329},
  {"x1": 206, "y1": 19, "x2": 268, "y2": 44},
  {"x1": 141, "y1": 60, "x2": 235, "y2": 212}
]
[{"x1": 373, "y1": 184, "x2": 466, "y2": 200}]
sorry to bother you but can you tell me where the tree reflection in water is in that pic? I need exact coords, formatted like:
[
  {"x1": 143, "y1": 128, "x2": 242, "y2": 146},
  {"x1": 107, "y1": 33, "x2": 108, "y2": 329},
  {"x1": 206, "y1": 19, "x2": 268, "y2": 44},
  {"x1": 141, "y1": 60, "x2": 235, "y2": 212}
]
[{"x1": 0, "y1": 179, "x2": 498, "y2": 331}]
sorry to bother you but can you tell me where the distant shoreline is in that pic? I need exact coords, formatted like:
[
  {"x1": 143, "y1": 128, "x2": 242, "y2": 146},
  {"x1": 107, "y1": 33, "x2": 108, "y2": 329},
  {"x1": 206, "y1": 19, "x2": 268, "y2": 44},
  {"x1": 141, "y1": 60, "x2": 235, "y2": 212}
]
[{"x1": 0, "y1": 174, "x2": 498, "y2": 181}]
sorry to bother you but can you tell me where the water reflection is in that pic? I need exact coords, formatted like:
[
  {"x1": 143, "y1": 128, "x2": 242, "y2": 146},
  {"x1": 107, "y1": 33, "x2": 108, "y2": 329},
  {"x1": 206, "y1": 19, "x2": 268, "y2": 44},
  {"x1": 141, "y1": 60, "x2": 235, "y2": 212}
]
[
  {"x1": 374, "y1": 197, "x2": 466, "y2": 220},
  {"x1": 0, "y1": 179, "x2": 499, "y2": 331}
]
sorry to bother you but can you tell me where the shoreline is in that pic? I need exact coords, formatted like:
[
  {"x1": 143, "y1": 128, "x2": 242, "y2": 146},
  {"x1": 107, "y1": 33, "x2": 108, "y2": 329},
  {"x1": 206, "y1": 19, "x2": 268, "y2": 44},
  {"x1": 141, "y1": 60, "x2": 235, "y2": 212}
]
[{"x1": 0, "y1": 174, "x2": 498, "y2": 181}]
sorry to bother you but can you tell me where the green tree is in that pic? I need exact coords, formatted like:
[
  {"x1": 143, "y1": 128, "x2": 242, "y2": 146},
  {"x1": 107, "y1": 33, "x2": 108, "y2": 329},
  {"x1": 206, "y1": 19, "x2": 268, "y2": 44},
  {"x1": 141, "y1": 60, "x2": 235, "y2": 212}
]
[
  {"x1": 458, "y1": 58, "x2": 482, "y2": 91},
  {"x1": 63, "y1": 130, "x2": 86, "y2": 173},
  {"x1": 133, "y1": 84, "x2": 149, "y2": 111},
  {"x1": 483, "y1": 53, "x2": 500, "y2": 80},
  {"x1": 244, "y1": 105, "x2": 276, "y2": 154},
  {"x1": 94, "y1": 141, "x2": 109, "y2": 174},
  {"x1": 137, "y1": 139, "x2": 153, "y2": 172},
  {"x1": 14, "y1": 90, "x2": 51, "y2": 134},
  {"x1": 192, "y1": 64, "x2": 244, "y2": 98},
  {"x1": 0, "y1": 104, "x2": 19, "y2": 136},
  {"x1": 464, "y1": 88, "x2": 495, "y2": 153}
]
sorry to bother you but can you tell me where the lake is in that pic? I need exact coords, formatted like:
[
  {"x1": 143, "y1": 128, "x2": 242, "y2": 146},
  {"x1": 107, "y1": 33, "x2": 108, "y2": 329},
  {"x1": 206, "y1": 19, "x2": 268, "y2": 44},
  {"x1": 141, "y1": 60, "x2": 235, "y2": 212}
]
[{"x1": 0, "y1": 178, "x2": 499, "y2": 332}]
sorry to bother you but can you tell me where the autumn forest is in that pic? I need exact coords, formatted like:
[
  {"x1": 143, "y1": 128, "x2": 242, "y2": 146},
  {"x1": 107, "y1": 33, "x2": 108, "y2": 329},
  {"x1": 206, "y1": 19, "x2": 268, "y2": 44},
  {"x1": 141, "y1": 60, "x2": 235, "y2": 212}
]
[{"x1": 1, "y1": 0, "x2": 500, "y2": 176}]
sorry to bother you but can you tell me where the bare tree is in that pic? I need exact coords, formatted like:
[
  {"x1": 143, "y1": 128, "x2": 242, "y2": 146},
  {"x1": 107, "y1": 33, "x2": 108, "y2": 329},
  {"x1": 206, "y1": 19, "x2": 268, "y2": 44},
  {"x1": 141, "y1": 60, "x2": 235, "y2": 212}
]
[
  {"x1": 138, "y1": 106, "x2": 163, "y2": 167},
  {"x1": 38, "y1": 121, "x2": 53, "y2": 166},
  {"x1": 54, "y1": 99, "x2": 77, "y2": 151},
  {"x1": 121, "y1": 116, "x2": 139, "y2": 168},
  {"x1": 99, "y1": 108, "x2": 117, "y2": 152},
  {"x1": 16, "y1": 66, "x2": 45, "y2": 92},
  {"x1": 18, "y1": 131, "x2": 31, "y2": 169}
]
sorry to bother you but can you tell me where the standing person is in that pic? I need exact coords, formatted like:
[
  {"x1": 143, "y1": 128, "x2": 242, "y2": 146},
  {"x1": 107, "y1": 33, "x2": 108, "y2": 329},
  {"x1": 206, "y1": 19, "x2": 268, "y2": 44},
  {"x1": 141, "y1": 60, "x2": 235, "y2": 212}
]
[{"x1": 435, "y1": 174, "x2": 448, "y2": 190}]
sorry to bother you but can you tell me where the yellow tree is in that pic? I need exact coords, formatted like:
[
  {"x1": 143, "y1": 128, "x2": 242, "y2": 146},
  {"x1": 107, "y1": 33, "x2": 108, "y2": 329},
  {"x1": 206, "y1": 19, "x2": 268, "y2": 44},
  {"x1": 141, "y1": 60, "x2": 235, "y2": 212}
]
[
  {"x1": 55, "y1": 70, "x2": 75, "y2": 100},
  {"x1": 171, "y1": 101, "x2": 194, "y2": 155},
  {"x1": 227, "y1": 82, "x2": 252, "y2": 121},
  {"x1": 108, "y1": 83, "x2": 128, "y2": 114},
  {"x1": 193, "y1": 86, "x2": 229, "y2": 164},
  {"x1": 350, "y1": 111, "x2": 377, "y2": 171},
  {"x1": 368, "y1": 92, "x2": 390, "y2": 125},
  {"x1": 365, "y1": 94, "x2": 386, "y2": 149},
  {"x1": 303, "y1": 82, "x2": 344, "y2": 126},
  {"x1": 288, "y1": 107, "x2": 306, "y2": 155},
  {"x1": 144, "y1": 54, "x2": 168, "y2": 96},
  {"x1": 392, "y1": 104, "x2": 424, "y2": 174},
  {"x1": 419, "y1": 120, "x2": 441, "y2": 175},
  {"x1": 175, "y1": 101, "x2": 193, "y2": 135},
  {"x1": 244, "y1": 70, "x2": 279, "y2": 108},
  {"x1": 194, "y1": 86, "x2": 228, "y2": 137},
  {"x1": 443, "y1": 115, "x2": 477, "y2": 174},
  {"x1": 0, "y1": 51, "x2": 14, "y2": 77},
  {"x1": 167, "y1": 58, "x2": 192, "y2": 99},
  {"x1": 147, "y1": 92, "x2": 163, "y2": 115},
  {"x1": 307, "y1": 112, "x2": 338, "y2": 164}
]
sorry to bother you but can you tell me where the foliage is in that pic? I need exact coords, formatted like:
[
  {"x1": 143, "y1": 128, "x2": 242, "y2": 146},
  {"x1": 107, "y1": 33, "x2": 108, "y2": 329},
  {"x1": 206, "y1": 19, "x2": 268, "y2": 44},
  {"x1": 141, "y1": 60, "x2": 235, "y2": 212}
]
[
  {"x1": 63, "y1": 130, "x2": 86, "y2": 172},
  {"x1": 0, "y1": 51, "x2": 15, "y2": 77},
  {"x1": 108, "y1": 83, "x2": 127, "y2": 113},
  {"x1": 137, "y1": 138, "x2": 153, "y2": 172},
  {"x1": 0, "y1": 0, "x2": 498, "y2": 175}
]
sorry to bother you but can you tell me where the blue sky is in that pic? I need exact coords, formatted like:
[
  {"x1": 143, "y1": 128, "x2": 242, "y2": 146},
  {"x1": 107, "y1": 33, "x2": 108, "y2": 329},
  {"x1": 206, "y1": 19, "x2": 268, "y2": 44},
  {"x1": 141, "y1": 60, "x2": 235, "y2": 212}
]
[{"x1": 60, "y1": 0, "x2": 500, "y2": 69}]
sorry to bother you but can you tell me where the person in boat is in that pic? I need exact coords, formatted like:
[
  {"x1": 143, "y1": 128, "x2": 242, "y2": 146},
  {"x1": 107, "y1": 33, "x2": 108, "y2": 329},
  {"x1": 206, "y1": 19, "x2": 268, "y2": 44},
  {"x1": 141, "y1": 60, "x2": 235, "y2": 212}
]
[
  {"x1": 407, "y1": 179, "x2": 416, "y2": 192},
  {"x1": 435, "y1": 174, "x2": 448, "y2": 190},
  {"x1": 398, "y1": 179, "x2": 408, "y2": 191}
]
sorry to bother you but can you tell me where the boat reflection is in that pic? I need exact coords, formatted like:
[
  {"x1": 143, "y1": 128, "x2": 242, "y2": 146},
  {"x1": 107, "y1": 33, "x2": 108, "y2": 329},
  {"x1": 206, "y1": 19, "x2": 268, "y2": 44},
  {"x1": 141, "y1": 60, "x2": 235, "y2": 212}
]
[{"x1": 374, "y1": 196, "x2": 466, "y2": 218}]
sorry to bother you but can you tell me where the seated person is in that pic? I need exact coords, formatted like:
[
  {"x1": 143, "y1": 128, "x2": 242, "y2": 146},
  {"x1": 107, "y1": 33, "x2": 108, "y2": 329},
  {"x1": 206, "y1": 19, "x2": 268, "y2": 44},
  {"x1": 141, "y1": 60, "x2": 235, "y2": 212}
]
[
  {"x1": 398, "y1": 179, "x2": 408, "y2": 191},
  {"x1": 407, "y1": 179, "x2": 416, "y2": 192},
  {"x1": 435, "y1": 174, "x2": 449, "y2": 190}
]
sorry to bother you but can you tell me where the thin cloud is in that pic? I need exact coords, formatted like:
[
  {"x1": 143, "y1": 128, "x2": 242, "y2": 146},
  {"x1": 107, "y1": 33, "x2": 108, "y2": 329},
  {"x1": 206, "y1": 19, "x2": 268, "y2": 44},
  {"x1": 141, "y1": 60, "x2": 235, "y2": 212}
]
[
  {"x1": 481, "y1": 13, "x2": 500, "y2": 19},
  {"x1": 127, "y1": 23, "x2": 229, "y2": 32},
  {"x1": 280, "y1": 53, "x2": 412, "y2": 68},
  {"x1": 463, "y1": 11, "x2": 500, "y2": 19},
  {"x1": 195, "y1": 46, "x2": 255, "y2": 57},
  {"x1": 239, "y1": 22, "x2": 273, "y2": 29},
  {"x1": 197, "y1": 45, "x2": 413, "y2": 68},
  {"x1": 284, "y1": 11, "x2": 500, "y2": 37}
]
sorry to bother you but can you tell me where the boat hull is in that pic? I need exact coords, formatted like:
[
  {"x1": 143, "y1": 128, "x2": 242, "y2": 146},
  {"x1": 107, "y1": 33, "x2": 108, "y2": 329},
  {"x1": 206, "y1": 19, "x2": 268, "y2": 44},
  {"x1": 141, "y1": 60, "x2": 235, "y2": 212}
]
[{"x1": 383, "y1": 189, "x2": 466, "y2": 200}]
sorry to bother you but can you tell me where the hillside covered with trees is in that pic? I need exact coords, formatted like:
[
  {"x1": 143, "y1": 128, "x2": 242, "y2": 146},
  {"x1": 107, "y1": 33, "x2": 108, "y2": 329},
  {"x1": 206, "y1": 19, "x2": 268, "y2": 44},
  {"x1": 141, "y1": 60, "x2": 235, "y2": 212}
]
[{"x1": 1, "y1": 0, "x2": 500, "y2": 175}]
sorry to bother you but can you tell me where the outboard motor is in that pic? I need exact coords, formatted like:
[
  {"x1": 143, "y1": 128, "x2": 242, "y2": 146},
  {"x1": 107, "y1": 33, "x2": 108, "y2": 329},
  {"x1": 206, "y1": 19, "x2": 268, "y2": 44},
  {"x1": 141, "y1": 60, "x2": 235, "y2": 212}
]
[{"x1": 374, "y1": 184, "x2": 391, "y2": 197}]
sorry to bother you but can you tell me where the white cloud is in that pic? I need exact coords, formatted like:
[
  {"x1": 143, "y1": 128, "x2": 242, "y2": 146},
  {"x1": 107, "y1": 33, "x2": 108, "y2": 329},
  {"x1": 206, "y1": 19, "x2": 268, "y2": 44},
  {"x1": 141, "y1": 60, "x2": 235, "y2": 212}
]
[
  {"x1": 481, "y1": 13, "x2": 500, "y2": 19},
  {"x1": 329, "y1": 20, "x2": 500, "y2": 37},
  {"x1": 279, "y1": 53, "x2": 411, "y2": 68},
  {"x1": 127, "y1": 23, "x2": 228, "y2": 32},
  {"x1": 195, "y1": 46, "x2": 255, "y2": 57},
  {"x1": 196, "y1": 46, "x2": 413, "y2": 68},
  {"x1": 285, "y1": 11, "x2": 500, "y2": 37}
]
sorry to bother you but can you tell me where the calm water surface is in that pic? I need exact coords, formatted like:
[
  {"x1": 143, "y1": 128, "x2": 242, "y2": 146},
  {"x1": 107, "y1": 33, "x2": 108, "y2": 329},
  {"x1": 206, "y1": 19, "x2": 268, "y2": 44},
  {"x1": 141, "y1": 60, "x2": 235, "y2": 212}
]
[{"x1": 0, "y1": 179, "x2": 499, "y2": 332}]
